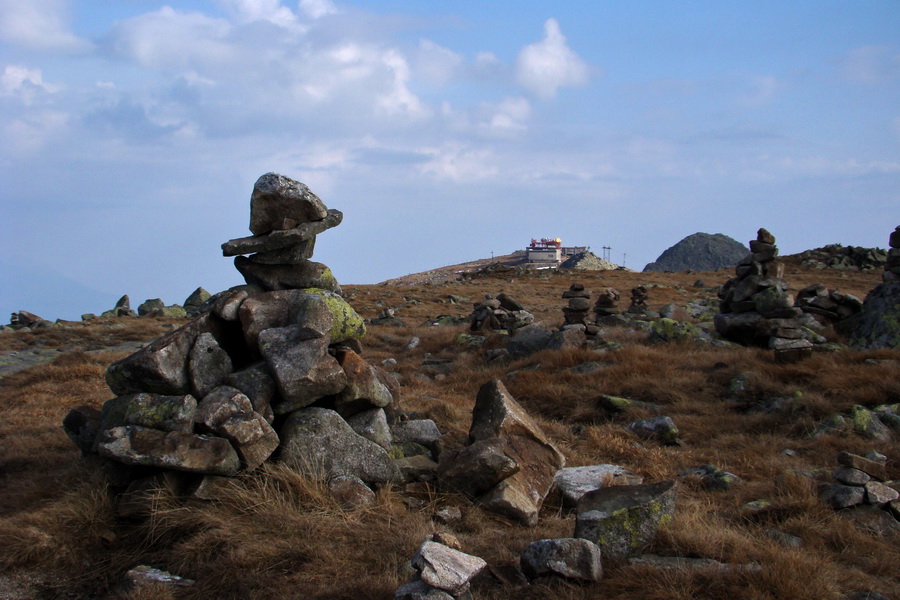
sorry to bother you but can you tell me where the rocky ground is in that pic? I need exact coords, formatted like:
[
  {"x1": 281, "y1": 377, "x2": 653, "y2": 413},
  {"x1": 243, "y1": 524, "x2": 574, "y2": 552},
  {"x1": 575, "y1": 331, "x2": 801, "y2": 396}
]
[{"x1": 0, "y1": 255, "x2": 898, "y2": 600}]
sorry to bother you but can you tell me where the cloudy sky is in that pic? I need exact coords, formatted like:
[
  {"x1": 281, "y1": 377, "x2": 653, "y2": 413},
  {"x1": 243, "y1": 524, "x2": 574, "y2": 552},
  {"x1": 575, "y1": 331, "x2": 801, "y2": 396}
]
[{"x1": 1, "y1": 1, "x2": 898, "y2": 320}]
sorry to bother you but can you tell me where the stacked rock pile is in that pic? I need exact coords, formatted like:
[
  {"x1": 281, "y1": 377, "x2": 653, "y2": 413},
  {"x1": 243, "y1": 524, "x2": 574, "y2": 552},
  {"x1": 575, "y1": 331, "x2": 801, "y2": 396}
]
[
  {"x1": 819, "y1": 452, "x2": 899, "y2": 526},
  {"x1": 794, "y1": 284, "x2": 862, "y2": 324},
  {"x1": 592, "y1": 288, "x2": 620, "y2": 318},
  {"x1": 715, "y1": 228, "x2": 824, "y2": 363},
  {"x1": 886, "y1": 226, "x2": 900, "y2": 283},
  {"x1": 627, "y1": 285, "x2": 649, "y2": 314},
  {"x1": 468, "y1": 293, "x2": 534, "y2": 333},
  {"x1": 561, "y1": 283, "x2": 602, "y2": 341},
  {"x1": 63, "y1": 173, "x2": 425, "y2": 503}
]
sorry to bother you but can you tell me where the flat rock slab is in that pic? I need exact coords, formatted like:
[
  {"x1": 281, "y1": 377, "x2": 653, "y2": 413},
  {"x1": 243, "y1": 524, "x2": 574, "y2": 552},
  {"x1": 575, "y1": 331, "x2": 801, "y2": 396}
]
[
  {"x1": 554, "y1": 465, "x2": 644, "y2": 507},
  {"x1": 279, "y1": 407, "x2": 401, "y2": 484},
  {"x1": 412, "y1": 540, "x2": 487, "y2": 596},
  {"x1": 235, "y1": 257, "x2": 341, "y2": 293},
  {"x1": 575, "y1": 480, "x2": 677, "y2": 560},
  {"x1": 223, "y1": 209, "x2": 343, "y2": 256},
  {"x1": 100, "y1": 392, "x2": 197, "y2": 433},
  {"x1": 96, "y1": 426, "x2": 240, "y2": 475}
]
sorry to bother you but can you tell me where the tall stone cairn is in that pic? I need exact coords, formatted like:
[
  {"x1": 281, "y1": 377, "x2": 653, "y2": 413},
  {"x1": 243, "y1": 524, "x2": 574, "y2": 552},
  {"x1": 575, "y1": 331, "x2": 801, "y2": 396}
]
[
  {"x1": 886, "y1": 225, "x2": 900, "y2": 283},
  {"x1": 561, "y1": 283, "x2": 602, "y2": 341},
  {"x1": 627, "y1": 286, "x2": 649, "y2": 314},
  {"x1": 715, "y1": 228, "x2": 821, "y2": 363},
  {"x1": 64, "y1": 173, "x2": 411, "y2": 502},
  {"x1": 848, "y1": 225, "x2": 900, "y2": 349}
]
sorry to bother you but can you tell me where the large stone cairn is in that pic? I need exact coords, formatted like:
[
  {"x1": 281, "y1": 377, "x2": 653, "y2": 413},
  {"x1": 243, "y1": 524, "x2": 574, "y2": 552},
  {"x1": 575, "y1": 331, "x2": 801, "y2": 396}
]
[
  {"x1": 63, "y1": 173, "x2": 414, "y2": 501},
  {"x1": 715, "y1": 228, "x2": 822, "y2": 362},
  {"x1": 819, "y1": 452, "x2": 899, "y2": 527},
  {"x1": 469, "y1": 293, "x2": 533, "y2": 333},
  {"x1": 849, "y1": 224, "x2": 900, "y2": 349}
]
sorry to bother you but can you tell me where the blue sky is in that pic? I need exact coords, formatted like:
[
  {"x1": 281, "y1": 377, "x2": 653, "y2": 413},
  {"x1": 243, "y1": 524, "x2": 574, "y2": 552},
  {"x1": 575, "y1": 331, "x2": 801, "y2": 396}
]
[{"x1": 1, "y1": 0, "x2": 898, "y2": 320}]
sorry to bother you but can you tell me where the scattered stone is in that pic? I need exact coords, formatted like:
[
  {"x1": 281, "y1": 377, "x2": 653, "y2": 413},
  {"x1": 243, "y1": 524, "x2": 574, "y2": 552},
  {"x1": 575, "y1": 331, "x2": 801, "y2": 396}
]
[
  {"x1": 626, "y1": 416, "x2": 680, "y2": 446},
  {"x1": 679, "y1": 464, "x2": 741, "y2": 491},
  {"x1": 411, "y1": 539, "x2": 487, "y2": 596},
  {"x1": 574, "y1": 480, "x2": 677, "y2": 560},
  {"x1": 328, "y1": 475, "x2": 375, "y2": 509},
  {"x1": 96, "y1": 426, "x2": 240, "y2": 476},
  {"x1": 125, "y1": 565, "x2": 194, "y2": 588},
  {"x1": 519, "y1": 538, "x2": 603, "y2": 582}
]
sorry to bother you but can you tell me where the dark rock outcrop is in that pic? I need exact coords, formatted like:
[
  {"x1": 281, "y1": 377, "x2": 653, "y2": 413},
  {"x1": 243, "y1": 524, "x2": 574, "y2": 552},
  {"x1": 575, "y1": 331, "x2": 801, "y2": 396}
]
[{"x1": 643, "y1": 232, "x2": 747, "y2": 273}]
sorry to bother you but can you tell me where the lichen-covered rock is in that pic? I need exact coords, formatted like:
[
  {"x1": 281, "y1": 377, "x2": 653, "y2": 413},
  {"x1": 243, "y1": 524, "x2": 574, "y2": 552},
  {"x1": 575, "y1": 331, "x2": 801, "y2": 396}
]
[
  {"x1": 346, "y1": 408, "x2": 392, "y2": 450},
  {"x1": 223, "y1": 362, "x2": 278, "y2": 423},
  {"x1": 850, "y1": 405, "x2": 893, "y2": 441},
  {"x1": 849, "y1": 282, "x2": 900, "y2": 350},
  {"x1": 279, "y1": 407, "x2": 400, "y2": 484},
  {"x1": 574, "y1": 480, "x2": 677, "y2": 559},
  {"x1": 520, "y1": 538, "x2": 603, "y2": 582},
  {"x1": 649, "y1": 318, "x2": 710, "y2": 344},
  {"x1": 819, "y1": 483, "x2": 866, "y2": 509},
  {"x1": 234, "y1": 257, "x2": 341, "y2": 293},
  {"x1": 96, "y1": 426, "x2": 240, "y2": 475},
  {"x1": 334, "y1": 349, "x2": 393, "y2": 415},
  {"x1": 626, "y1": 416, "x2": 680, "y2": 445},
  {"x1": 100, "y1": 393, "x2": 197, "y2": 433}
]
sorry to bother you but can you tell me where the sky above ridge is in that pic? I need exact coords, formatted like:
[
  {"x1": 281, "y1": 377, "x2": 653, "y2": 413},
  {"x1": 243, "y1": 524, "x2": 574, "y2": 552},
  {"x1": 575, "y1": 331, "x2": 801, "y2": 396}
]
[{"x1": 1, "y1": 0, "x2": 899, "y2": 320}]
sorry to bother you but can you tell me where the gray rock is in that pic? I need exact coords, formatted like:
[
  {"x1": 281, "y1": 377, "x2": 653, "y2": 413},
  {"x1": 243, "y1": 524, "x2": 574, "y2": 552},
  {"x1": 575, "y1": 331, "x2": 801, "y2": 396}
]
[
  {"x1": 334, "y1": 349, "x2": 394, "y2": 416},
  {"x1": 574, "y1": 480, "x2": 677, "y2": 559},
  {"x1": 126, "y1": 565, "x2": 194, "y2": 588},
  {"x1": 392, "y1": 419, "x2": 442, "y2": 449},
  {"x1": 679, "y1": 464, "x2": 741, "y2": 491},
  {"x1": 189, "y1": 332, "x2": 233, "y2": 399},
  {"x1": 259, "y1": 325, "x2": 347, "y2": 414},
  {"x1": 437, "y1": 438, "x2": 519, "y2": 497},
  {"x1": 508, "y1": 324, "x2": 554, "y2": 357},
  {"x1": 553, "y1": 465, "x2": 644, "y2": 507},
  {"x1": 411, "y1": 540, "x2": 487, "y2": 596},
  {"x1": 328, "y1": 475, "x2": 375, "y2": 508},
  {"x1": 841, "y1": 505, "x2": 900, "y2": 535},
  {"x1": 248, "y1": 172, "x2": 328, "y2": 235},
  {"x1": 626, "y1": 416, "x2": 680, "y2": 445},
  {"x1": 864, "y1": 481, "x2": 899, "y2": 505},
  {"x1": 396, "y1": 455, "x2": 439, "y2": 483},
  {"x1": 520, "y1": 538, "x2": 603, "y2": 582},
  {"x1": 546, "y1": 327, "x2": 587, "y2": 351},
  {"x1": 137, "y1": 298, "x2": 165, "y2": 316},
  {"x1": 346, "y1": 408, "x2": 392, "y2": 450},
  {"x1": 394, "y1": 580, "x2": 454, "y2": 600},
  {"x1": 833, "y1": 467, "x2": 870, "y2": 486},
  {"x1": 212, "y1": 287, "x2": 252, "y2": 321},
  {"x1": 223, "y1": 362, "x2": 277, "y2": 423},
  {"x1": 106, "y1": 315, "x2": 219, "y2": 395},
  {"x1": 820, "y1": 483, "x2": 866, "y2": 509},
  {"x1": 195, "y1": 386, "x2": 278, "y2": 470},
  {"x1": 183, "y1": 287, "x2": 212, "y2": 315},
  {"x1": 838, "y1": 452, "x2": 887, "y2": 480},
  {"x1": 850, "y1": 405, "x2": 893, "y2": 441},
  {"x1": 466, "y1": 380, "x2": 565, "y2": 526},
  {"x1": 96, "y1": 426, "x2": 240, "y2": 475},
  {"x1": 849, "y1": 282, "x2": 900, "y2": 350},
  {"x1": 248, "y1": 238, "x2": 315, "y2": 265},
  {"x1": 279, "y1": 407, "x2": 401, "y2": 484}
]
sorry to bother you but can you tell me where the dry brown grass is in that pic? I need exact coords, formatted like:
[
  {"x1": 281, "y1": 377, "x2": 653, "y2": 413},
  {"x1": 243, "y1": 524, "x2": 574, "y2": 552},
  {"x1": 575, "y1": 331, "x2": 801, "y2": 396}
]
[{"x1": 1, "y1": 262, "x2": 898, "y2": 599}]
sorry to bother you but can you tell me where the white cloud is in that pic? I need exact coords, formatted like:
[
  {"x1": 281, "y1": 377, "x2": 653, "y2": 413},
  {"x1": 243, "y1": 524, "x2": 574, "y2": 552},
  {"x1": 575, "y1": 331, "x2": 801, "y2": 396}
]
[
  {"x1": 298, "y1": 0, "x2": 337, "y2": 19},
  {"x1": 2, "y1": 110, "x2": 69, "y2": 156},
  {"x1": 420, "y1": 145, "x2": 498, "y2": 180},
  {"x1": 1, "y1": 65, "x2": 60, "y2": 102},
  {"x1": 482, "y1": 96, "x2": 531, "y2": 133},
  {"x1": 838, "y1": 45, "x2": 900, "y2": 84},
  {"x1": 218, "y1": 0, "x2": 300, "y2": 28},
  {"x1": 109, "y1": 7, "x2": 236, "y2": 71},
  {"x1": 738, "y1": 74, "x2": 781, "y2": 107},
  {"x1": 515, "y1": 18, "x2": 588, "y2": 100},
  {"x1": 0, "y1": 0, "x2": 92, "y2": 52},
  {"x1": 376, "y1": 50, "x2": 429, "y2": 119},
  {"x1": 415, "y1": 39, "x2": 463, "y2": 86}
]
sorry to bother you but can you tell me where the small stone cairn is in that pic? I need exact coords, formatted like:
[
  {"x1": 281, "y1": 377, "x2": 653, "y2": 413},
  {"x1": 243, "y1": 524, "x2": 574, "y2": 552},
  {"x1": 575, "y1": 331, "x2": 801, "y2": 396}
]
[
  {"x1": 715, "y1": 228, "x2": 823, "y2": 362},
  {"x1": 469, "y1": 293, "x2": 533, "y2": 333},
  {"x1": 561, "y1": 283, "x2": 602, "y2": 341},
  {"x1": 819, "y1": 451, "x2": 899, "y2": 526},
  {"x1": 794, "y1": 284, "x2": 862, "y2": 325},
  {"x1": 63, "y1": 173, "x2": 418, "y2": 503},
  {"x1": 627, "y1": 285, "x2": 649, "y2": 314},
  {"x1": 886, "y1": 226, "x2": 900, "y2": 283}
]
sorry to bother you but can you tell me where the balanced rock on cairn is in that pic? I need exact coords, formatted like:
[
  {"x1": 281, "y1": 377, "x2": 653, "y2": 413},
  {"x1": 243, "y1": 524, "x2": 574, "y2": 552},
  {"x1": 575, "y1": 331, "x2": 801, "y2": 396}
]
[
  {"x1": 64, "y1": 173, "x2": 409, "y2": 505},
  {"x1": 715, "y1": 228, "x2": 823, "y2": 363},
  {"x1": 627, "y1": 285, "x2": 649, "y2": 315}
]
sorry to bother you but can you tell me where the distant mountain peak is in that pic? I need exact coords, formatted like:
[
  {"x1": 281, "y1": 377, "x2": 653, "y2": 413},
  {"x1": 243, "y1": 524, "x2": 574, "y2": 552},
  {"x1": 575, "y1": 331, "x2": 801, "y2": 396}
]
[{"x1": 643, "y1": 232, "x2": 747, "y2": 273}]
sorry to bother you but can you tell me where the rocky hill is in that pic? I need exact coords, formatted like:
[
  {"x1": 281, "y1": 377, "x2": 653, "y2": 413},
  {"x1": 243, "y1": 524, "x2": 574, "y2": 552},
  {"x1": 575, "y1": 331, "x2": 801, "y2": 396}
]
[{"x1": 643, "y1": 232, "x2": 747, "y2": 273}]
